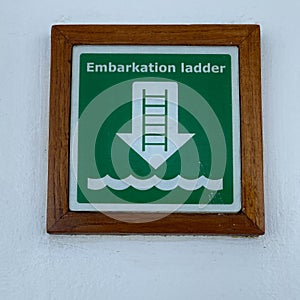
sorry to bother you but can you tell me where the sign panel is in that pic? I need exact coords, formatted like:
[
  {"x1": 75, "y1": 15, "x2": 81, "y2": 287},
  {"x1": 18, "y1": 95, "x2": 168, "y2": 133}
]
[{"x1": 69, "y1": 45, "x2": 241, "y2": 213}]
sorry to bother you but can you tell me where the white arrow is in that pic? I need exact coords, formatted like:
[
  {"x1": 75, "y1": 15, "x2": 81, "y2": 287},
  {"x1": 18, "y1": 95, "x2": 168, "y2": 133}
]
[{"x1": 117, "y1": 81, "x2": 194, "y2": 169}]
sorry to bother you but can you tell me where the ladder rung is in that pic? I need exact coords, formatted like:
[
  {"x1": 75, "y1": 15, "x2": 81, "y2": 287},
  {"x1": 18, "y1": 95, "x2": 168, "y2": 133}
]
[
  {"x1": 144, "y1": 113, "x2": 166, "y2": 116},
  {"x1": 144, "y1": 142, "x2": 166, "y2": 146},
  {"x1": 144, "y1": 133, "x2": 165, "y2": 136},
  {"x1": 144, "y1": 104, "x2": 166, "y2": 107},
  {"x1": 144, "y1": 94, "x2": 167, "y2": 98},
  {"x1": 145, "y1": 123, "x2": 165, "y2": 126}
]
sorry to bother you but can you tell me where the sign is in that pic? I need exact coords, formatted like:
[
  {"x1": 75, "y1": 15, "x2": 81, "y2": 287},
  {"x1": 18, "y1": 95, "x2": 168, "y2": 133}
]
[
  {"x1": 47, "y1": 25, "x2": 264, "y2": 235},
  {"x1": 69, "y1": 46, "x2": 241, "y2": 213}
]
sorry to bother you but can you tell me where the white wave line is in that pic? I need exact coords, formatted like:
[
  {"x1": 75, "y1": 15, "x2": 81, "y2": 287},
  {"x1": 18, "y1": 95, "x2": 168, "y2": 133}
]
[{"x1": 88, "y1": 175, "x2": 223, "y2": 191}]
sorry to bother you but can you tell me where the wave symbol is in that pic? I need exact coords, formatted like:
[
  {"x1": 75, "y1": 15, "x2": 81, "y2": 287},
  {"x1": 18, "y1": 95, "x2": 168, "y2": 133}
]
[{"x1": 87, "y1": 175, "x2": 223, "y2": 191}]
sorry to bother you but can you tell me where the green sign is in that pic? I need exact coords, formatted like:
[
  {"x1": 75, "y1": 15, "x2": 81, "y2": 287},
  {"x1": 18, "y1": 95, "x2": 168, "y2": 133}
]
[{"x1": 69, "y1": 46, "x2": 241, "y2": 213}]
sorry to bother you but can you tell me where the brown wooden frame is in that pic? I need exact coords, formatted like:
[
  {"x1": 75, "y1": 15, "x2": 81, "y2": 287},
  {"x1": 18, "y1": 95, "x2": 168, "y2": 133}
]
[{"x1": 47, "y1": 25, "x2": 264, "y2": 235}]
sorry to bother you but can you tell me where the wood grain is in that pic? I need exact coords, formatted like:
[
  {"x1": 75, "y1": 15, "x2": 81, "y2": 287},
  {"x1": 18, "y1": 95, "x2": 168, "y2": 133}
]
[{"x1": 47, "y1": 25, "x2": 264, "y2": 235}]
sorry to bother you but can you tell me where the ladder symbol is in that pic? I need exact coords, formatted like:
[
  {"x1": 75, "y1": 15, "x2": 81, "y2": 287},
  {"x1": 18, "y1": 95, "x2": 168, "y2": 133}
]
[
  {"x1": 142, "y1": 89, "x2": 168, "y2": 152},
  {"x1": 117, "y1": 81, "x2": 194, "y2": 169}
]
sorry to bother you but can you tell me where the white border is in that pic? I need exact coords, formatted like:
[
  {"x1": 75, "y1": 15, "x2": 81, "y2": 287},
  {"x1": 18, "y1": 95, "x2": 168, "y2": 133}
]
[{"x1": 69, "y1": 45, "x2": 241, "y2": 213}]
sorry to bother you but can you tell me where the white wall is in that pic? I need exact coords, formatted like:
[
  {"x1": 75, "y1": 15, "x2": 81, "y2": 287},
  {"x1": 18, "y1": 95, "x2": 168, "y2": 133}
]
[{"x1": 1, "y1": 0, "x2": 300, "y2": 299}]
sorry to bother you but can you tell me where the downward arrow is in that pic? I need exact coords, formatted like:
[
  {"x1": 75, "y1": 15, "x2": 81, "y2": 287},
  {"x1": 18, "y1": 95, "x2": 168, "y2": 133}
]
[{"x1": 117, "y1": 82, "x2": 194, "y2": 169}]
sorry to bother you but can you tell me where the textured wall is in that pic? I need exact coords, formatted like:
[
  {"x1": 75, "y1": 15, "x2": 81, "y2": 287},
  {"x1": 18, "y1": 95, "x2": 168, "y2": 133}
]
[{"x1": 1, "y1": 0, "x2": 300, "y2": 299}]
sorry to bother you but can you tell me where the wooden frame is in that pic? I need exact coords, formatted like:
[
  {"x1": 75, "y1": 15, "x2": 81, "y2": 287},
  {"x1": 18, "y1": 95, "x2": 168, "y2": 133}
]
[{"x1": 47, "y1": 25, "x2": 264, "y2": 235}]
